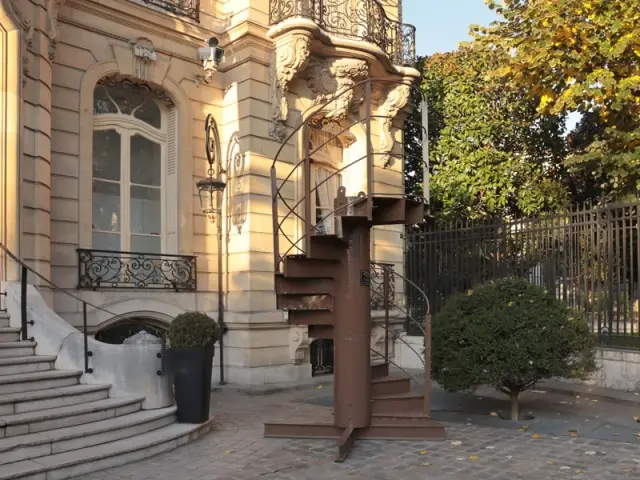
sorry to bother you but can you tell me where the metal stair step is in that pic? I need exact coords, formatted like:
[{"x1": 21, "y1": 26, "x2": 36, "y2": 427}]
[
  {"x1": 0, "y1": 419, "x2": 213, "y2": 480},
  {"x1": 283, "y1": 256, "x2": 340, "y2": 279},
  {"x1": 371, "y1": 375, "x2": 411, "y2": 397},
  {"x1": 288, "y1": 310, "x2": 334, "y2": 326},
  {"x1": 0, "y1": 370, "x2": 82, "y2": 395},
  {"x1": 277, "y1": 294, "x2": 333, "y2": 312},
  {"x1": 0, "y1": 407, "x2": 177, "y2": 466},
  {"x1": 0, "y1": 328, "x2": 20, "y2": 344},
  {"x1": 275, "y1": 275, "x2": 335, "y2": 296},
  {"x1": 308, "y1": 235, "x2": 348, "y2": 261},
  {"x1": 370, "y1": 392, "x2": 424, "y2": 415},
  {"x1": 0, "y1": 356, "x2": 56, "y2": 377},
  {"x1": 0, "y1": 396, "x2": 144, "y2": 438},
  {"x1": 0, "y1": 342, "x2": 36, "y2": 359},
  {"x1": 0, "y1": 384, "x2": 111, "y2": 416},
  {"x1": 308, "y1": 324, "x2": 334, "y2": 339}
]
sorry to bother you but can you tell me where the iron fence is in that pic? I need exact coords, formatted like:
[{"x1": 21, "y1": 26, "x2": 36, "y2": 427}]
[{"x1": 405, "y1": 201, "x2": 640, "y2": 349}]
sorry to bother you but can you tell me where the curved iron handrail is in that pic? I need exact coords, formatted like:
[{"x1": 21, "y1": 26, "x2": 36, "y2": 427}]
[{"x1": 269, "y1": 0, "x2": 416, "y2": 66}]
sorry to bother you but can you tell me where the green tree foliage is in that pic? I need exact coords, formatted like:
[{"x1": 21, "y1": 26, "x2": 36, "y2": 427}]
[
  {"x1": 432, "y1": 277, "x2": 597, "y2": 421},
  {"x1": 404, "y1": 56, "x2": 426, "y2": 198},
  {"x1": 473, "y1": 0, "x2": 640, "y2": 199},
  {"x1": 421, "y1": 48, "x2": 570, "y2": 220}
]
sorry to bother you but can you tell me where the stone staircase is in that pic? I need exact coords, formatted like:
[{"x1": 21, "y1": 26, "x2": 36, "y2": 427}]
[{"x1": 0, "y1": 310, "x2": 211, "y2": 480}]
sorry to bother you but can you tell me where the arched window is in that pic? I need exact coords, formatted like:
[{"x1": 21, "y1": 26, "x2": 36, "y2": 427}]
[{"x1": 91, "y1": 77, "x2": 176, "y2": 253}]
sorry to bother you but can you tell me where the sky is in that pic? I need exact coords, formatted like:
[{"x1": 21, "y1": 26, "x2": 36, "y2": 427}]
[{"x1": 403, "y1": 0, "x2": 497, "y2": 57}]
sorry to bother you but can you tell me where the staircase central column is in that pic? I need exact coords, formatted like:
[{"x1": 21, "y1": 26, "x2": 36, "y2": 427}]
[{"x1": 333, "y1": 221, "x2": 372, "y2": 428}]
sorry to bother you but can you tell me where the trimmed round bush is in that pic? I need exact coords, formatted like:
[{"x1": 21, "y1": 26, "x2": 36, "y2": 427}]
[
  {"x1": 168, "y1": 312, "x2": 220, "y2": 349},
  {"x1": 432, "y1": 277, "x2": 596, "y2": 420}
]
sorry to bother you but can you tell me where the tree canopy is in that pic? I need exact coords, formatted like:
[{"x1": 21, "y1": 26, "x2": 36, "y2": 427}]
[{"x1": 473, "y1": 0, "x2": 640, "y2": 200}]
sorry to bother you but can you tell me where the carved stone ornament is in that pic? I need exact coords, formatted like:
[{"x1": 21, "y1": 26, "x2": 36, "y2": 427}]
[
  {"x1": 289, "y1": 326, "x2": 309, "y2": 364},
  {"x1": 4, "y1": 0, "x2": 34, "y2": 84},
  {"x1": 378, "y1": 82, "x2": 412, "y2": 167},
  {"x1": 370, "y1": 324, "x2": 387, "y2": 359},
  {"x1": 47, "y1": 0, "x2": 66, "y2": 60},
  {"x1": 306, "y1": 58, "x2": 369, "y2": 120},
  {"x1": 269, "y1": 34, "x2": 311, "y2": 142},
  {"x1": 131, "y1": 37, "x2": 157, "y2": 82}
]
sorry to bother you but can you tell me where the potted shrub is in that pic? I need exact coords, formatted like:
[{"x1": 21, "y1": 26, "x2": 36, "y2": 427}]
[{"x1": 167, "y1": 312, "x2": 220, "y2": 423}]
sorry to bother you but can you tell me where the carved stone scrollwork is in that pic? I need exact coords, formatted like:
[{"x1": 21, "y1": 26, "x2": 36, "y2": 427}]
[
  {"x1": 47, "y1": 0, "x2": 66, "y2": 60},
  {"x1": 306, "y1": 58, "x2": 369, "y2": 120},
  {"x1": 378, "y1": 81, "x2": 411, "y2": 167},
  {"x1": 289, "y1": 326, "x2": 309, "y2": 364},
  {"x1": 269, "y1": 34, "x2": 311, "y2": 142},
  {"x1": 131, "y1": 38, "x2": 157, "y2": 82},
  {"x1": 4, "y1": 0, "x2": 34, "y2": 84}
]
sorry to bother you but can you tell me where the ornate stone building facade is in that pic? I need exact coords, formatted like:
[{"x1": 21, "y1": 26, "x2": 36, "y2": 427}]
[{"x1": 0, "y1": 0, "x2": 418, "y2": 385}]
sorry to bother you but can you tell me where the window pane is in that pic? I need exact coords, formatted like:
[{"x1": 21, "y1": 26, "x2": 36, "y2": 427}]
[
  {"x1": 130, "y1": 135, "x2": 161, "y2": 186},
  {"x1": 134, "y1": 99, "x2": 161, "y2": 128},
  {"x1": 92, "y1": 180, "x2": 120, "y2": 232},
  {"x1": 93, "y1": 130, "x2": 121, "y2": 181},
  {"x1": 92, "y1": 232, "x2": 121, "y2": 251},
  {"x1": 107, "y1": 84, "x2": 145, "y2": 115},
  {"x1": 93, "y1": 86, "x2": 118, "y2": 115},
  {"x1": 131, "y1": 235, "x2": 161, "y2": 254},
  {"x1": 130, "y1": 185, "x2": 161, "y2": 235}
]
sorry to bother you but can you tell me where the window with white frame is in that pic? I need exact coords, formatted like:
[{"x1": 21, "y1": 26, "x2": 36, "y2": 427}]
[{"x1": 91, "y1": 77, "x2": 177, "y2": 254}]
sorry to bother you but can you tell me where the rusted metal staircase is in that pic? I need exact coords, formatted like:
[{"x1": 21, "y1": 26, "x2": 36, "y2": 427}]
[{"x1": 265, "y1": 78, "x2": 445, "y2": 460}]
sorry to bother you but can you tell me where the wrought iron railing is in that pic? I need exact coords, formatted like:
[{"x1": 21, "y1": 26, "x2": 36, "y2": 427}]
[
  {"x1": 269, "y1": 0, "x2": 416, "y2": 66},
  {"x1": 77, "y1": 249, "x2": 197, "y2": 292},
  {"x1": 141, "y1": 0, "x2": 200, "y2": 21}
]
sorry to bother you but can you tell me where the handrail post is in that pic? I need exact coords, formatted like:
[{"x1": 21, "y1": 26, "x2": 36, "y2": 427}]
[
  {"x1": 83, "y1": 302, "x2": 93, "y2": 374},
  {"x1": 271, "y1": 167, "x2": 281, "y2": 272},
  {"x1": 383, "y1": 266, "x2": 390, "y2": 363},
  {"x1": 304, "y1": 125, "x2": 312, "y2": 254},
  {"x1": 20, "y1": 265, "x2": 27, "y2": 341},
  {"x1": 365, "y1": 80, "x2": 373, "y2": 221}
]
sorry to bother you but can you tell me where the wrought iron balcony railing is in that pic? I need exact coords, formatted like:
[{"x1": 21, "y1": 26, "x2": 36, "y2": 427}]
[
  {"x1": 141, "y1": 0, "x2": 200, "y2": 22},
  {"x1": 269, "y1": 0, "x2": 416, "y2": 66},
  {"x1": 77, "y1": 249, "x2": 197, "y2": 292}
]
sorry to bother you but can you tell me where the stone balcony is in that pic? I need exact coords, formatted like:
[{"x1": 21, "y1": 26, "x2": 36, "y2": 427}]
[{"x1": 269, "y1": 0, "x2": 416, "y2": 67}]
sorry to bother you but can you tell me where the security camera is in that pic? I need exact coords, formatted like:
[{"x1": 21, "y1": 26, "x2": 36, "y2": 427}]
[
  {"x1": 198, "y1": 37, "x2": 224, "y2": 66},
  {"x1": 196, "y1": 37, "x2": 225, "y2": 85}
]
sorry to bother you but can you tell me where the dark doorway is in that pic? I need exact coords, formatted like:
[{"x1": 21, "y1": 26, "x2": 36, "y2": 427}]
[
  {"x1": 95, "y1": 317, "x2": 168, "y2": 345},
  {"x1": 310, "y1": 339, "x2": 334, "y2": 376}
]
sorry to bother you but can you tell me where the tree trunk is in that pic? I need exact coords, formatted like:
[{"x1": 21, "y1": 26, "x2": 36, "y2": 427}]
[{"x1": 510, "y1": 391, "x2": 519, "y2": 421}]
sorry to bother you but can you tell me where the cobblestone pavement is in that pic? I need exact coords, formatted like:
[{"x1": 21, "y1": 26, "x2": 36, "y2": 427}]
[{"x1": 83, "y1": 388, "x2": 640, "y2": 480}]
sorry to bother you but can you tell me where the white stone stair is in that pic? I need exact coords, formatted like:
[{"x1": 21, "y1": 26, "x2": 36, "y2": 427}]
[
  {"x1": 0, "y1": 355, "x2": 57, "y2": 376},
  {"x1": 0, "y1": 310, "x2": 213, "y2": 479}
]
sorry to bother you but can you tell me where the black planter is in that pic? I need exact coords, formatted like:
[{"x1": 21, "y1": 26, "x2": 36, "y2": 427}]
[{"x1": 166, "y1": 347, "x2": 214, "y2": 423}]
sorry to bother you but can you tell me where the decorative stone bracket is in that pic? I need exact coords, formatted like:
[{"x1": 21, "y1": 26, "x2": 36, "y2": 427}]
[
  {"x1": 289, "y1": 326, "x2": 310, "y2": 364},
  {"x1": 307, "y1": 57, "x2": 369, "y2": 121},
  {"x1": 269, "y1": 33, "x2": 312, "y2": 142},
  {"x1": 47, "y1": 0, "x2": 66, "y2": 60},
  {"x1": 378, "y1": 81, "x2": 412, "y2": 168},
  {"x1": 131, "y1": 37, "x2": 157, "y2": 82}
]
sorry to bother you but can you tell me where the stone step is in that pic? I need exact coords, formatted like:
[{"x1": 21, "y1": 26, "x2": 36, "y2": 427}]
[
  {"x1": 0, "y1": 343, "x2": 36, "y2": 359},
  {"x1": 0, "y1": 328, "x2": 20, "y2": 344},
  {"x1": 0, "y1": 384, "x2": 111, "y2": 416},
  {"x1": 0, "y1": 396, "x2": 145, "y2": 439},
  {"x1": 0, "y1": 407, "x2": 177, "y2": 466},
  {"x1": 0, "y1": 370, "x2": 82, "y2": 395},
  {"x1": 0, "y1": 313, "x2": 9, "y2": 329},
  {"x1": 0, "y1": 356, "x2": 56, "y2": 377},
  {"x1": 0, "y1": 419, "x2": 213, "y2": 480}
]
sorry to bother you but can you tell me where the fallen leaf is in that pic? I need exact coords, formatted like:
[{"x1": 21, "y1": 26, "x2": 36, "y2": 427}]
[
  {"x1": 316, "y1": 385, "x2": 323, "y2": 389},
  {"x1": 419, "y1": 450, "x2": 428, "y2": 455},
  {"x1": 548, "y1": 460, "x2": 557, "y2": 465},
  {"x1": 635, "y1": 393, "x2": 639, "y2": 396},
  {"x1": 451, "y1": 440, "x2": 462, "y2": 446},
  {"x1": 532, "y1": 433, "x2": 542, "y2": 439},
  {"x1": 489, "y1": 412, "x2": 498, "y2": 417},
  {"x1": 518, "y1": 425, "x2": 529, "y2": 432},
  {"x1": 422, "y1": 462, "x2": 432, "y2": 467},
  {"x1": 469, "y1": 456, "x2": 479, "y2": 461},
  {"x1": 506, "y1": 455, "x2": 513, "y2": 460},
  {"x1": 570, "y1": 431, "x2": 578, "y2": 437},
  {"x1": 486, "y1": 446, "x2": 495, "y2": 450},
  {"x1": 224, "y1": 450, "x2": 233, "y2": 454},
  {"x1": 622, "y1": 468, "x2": 635, "y2": 473},
  {"x1": 585, "y1": 451, "x2": 597, "y2": 456},
  {"x1": 633, "y1": 459, "x2": 640, "y2": 464},
  {"x1": 576, "y1": 469, "x2": 584, "y2": 473},
  {"x1": 560, "y1": 466, "x2": 571, "y2": 471},
  {"x1": 635, "y1": 416, "x2": 640, "y2": 422},
  {"x1": 456, "y1": 457, "x2": 464, "y2": 461}
]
